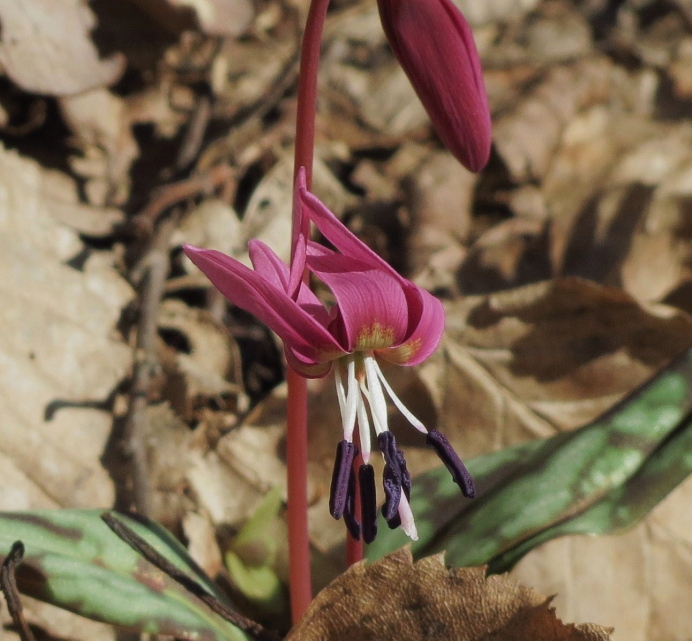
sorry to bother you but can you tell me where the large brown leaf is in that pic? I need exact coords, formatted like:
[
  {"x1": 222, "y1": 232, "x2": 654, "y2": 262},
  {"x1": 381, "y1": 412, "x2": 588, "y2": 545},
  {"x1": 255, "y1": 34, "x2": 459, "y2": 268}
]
[{"x1": 286, "y1": 549, "x2": 612, "y2": 641}]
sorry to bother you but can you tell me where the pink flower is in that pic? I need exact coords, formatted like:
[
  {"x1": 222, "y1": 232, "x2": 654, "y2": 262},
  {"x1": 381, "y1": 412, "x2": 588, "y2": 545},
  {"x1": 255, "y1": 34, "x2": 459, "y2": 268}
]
[
  {"x1": 378, "y1": 0, "x2": 492, "y2": 172},
  {"x1": 183, "y1": 169, "x2": 474, "y2": 542}
]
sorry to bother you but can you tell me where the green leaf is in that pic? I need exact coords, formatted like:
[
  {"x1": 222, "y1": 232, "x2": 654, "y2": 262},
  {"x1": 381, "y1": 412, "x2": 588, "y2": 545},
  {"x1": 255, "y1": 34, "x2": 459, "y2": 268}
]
[
  {"x1": 0, "y1": 510, "x2": 249, "y2": 641},
  {"x1": 224, "y1": 487, "x2": 288, "y2": 616},
  {"x1": 368, "y1": 347, "x2": 692, "y2": 573}
]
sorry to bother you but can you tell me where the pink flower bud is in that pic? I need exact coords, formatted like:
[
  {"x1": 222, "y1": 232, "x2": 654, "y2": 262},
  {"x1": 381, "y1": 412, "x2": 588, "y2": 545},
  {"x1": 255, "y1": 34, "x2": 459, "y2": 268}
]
[{"x1": 378, "y1": 0, "x2": 492, "y2": 172}]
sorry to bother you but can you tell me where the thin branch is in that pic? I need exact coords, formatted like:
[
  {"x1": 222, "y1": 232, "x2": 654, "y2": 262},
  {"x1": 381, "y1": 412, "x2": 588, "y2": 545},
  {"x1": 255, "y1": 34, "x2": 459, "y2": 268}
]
[
  {"x1": 126, "y1": 164, "x2": 235, "y2": 240},
  {"x1": 1, "y1": 542, "x2": 36, "y2": 641},
  {"x1": 101, "y1": 513, "x2": 281, "y2": 641},
  {"x1": 122, "y1": 214, "x2": 179, "y2": 517}
]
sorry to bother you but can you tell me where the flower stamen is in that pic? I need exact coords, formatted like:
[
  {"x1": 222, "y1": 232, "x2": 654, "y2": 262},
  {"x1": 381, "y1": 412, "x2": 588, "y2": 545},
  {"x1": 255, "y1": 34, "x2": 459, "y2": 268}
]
[
  {"x1": 372, "y1": 358, "x2": 427, "y2": 433},
  {"x1": 358, "y1": 464, "x2": 378, "y2": 544},
  {"x1": 363, "y1": 354, "x2": 388, "y2": 435},
  {"x1": 329, "y1": 440, "x2": 357, "y2": 519},
  {"x1": 426, "y1": 430, "x2": 476, "y2": 498}
]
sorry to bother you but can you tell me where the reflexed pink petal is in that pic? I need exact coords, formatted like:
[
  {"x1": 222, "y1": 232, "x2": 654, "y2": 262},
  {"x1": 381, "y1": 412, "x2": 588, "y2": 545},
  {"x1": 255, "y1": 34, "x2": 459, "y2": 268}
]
[
  {"x1": 248, "y1": 239, "x2": 289, "y2": 290},
  {"x1": 183, "y1": 244, "x2": 342, "y2": 361},
  {"x1": 285, "y1": 345, "x2": 334, "y2": 378},
  {"x1": 378, "y1": 0, "x2": 491, "y2": 172},
  {"x1": 298, "y1": 185, "x2": 404, "y2": 281},
  {"x1": 377, "y1": 287, "x2": 444, "y2": 366},
  {"x1": 292, "y1": 168, "x2": 310, "y2": 271},
  {"x1": 287, "y1": 231, "x2": 307, "y2": 300},
  {"x1": 249, "y1": 240, "x2": 331, "y2": 327},
  {"x1": 306, "y1": 246, "x2": 410, "y2": 352}
]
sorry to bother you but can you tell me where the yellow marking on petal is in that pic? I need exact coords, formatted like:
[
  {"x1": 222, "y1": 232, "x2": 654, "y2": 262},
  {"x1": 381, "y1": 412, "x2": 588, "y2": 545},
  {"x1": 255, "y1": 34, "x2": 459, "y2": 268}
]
[
  {"x1": 378, "y1": 338, "x2": 423, "y2": 365},
  {"x1": 355, "y1": 323, "x2": 396, "y2": 351}
]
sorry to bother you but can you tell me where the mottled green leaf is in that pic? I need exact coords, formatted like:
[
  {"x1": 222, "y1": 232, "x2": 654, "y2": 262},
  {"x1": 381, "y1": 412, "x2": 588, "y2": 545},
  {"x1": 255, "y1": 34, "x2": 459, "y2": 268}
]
[
  {"x1": 368, "y1": 347, "x2": 692, "y2": 573},
  {"x1": 0, "y1": 510, "x2": 249, "y2": 641}
]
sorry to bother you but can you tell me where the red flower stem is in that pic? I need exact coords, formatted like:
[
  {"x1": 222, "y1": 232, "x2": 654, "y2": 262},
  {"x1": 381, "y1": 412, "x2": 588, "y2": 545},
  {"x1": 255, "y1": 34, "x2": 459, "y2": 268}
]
[
  {"x1": 346, "y1": 431, "x2": 364, "y2": 566},
  {"x1": 293, "y1": 0, "x2": 330, "y2": 191},
  {"x1": 285, "y1": 369, "x2": 311, "y2": 623},
  {"x1": 287, "y1": 0, "x2": 331, "y2": 624}
]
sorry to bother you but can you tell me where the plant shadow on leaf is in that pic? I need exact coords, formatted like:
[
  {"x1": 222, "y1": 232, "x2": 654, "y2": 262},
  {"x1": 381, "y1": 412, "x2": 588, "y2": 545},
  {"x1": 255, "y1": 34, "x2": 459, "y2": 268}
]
[{"x1": 368, "y1": 346, "x2": 692, "y2": 573}]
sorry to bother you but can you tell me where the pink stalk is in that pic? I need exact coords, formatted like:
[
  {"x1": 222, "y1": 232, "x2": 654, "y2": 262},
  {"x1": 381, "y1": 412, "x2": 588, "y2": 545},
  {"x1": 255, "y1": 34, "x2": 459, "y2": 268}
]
[{"x1": 287, "y1": 0, "x2": 330, "y2": 623}]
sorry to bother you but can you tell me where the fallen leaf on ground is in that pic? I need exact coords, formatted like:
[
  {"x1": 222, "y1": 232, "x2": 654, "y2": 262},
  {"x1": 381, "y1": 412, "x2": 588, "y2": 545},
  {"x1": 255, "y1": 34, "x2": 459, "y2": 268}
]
[
  {"x1": 0, "y1": 0, "x2": 125, "y2": 95},
  {"x1": 0, "y1": 145, "x2": 132, "y2": 509},
  {"x1": 286, "y1": 548, "x2": 612, "y2": 640}
]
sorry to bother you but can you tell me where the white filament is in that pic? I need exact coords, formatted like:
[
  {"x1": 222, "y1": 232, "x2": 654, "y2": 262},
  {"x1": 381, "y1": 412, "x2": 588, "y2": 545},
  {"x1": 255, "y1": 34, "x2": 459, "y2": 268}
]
[
  {"x1": 331, "y1": 352, "x2": 427, "y2": 485},
  {"x1": 373, "y1": 359, "x2": 427, "y2": 434},
  {"x1": 356, "y1": 390, "x2": 371, "y2": 463},
  {"x1": 364, "y1": 355, "x2": 388, "y2": 435},
  {"x1": 334, "y1": 358, "x2": 359, "y2": 442}
]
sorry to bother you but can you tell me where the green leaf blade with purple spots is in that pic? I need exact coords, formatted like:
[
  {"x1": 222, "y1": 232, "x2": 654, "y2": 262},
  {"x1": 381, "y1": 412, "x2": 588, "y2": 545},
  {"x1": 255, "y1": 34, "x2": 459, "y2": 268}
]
[
  {"x1": 0, "y1": 510, "x2": 249, "y2": 641},
  {"x1": 368, "y1": 347, "x2": 692, "y2": 572}
]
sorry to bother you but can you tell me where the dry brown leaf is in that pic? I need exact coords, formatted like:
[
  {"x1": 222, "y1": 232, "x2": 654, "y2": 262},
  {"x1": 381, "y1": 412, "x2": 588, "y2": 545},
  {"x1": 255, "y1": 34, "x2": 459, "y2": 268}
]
[
  {"x1": 40, "y1": 166, "x2": 125, "y2": 237},
  {"x1": 322, "y1": 5, "x2": 427, "y2": 139},
  {"x1": 512, "y1": 475, "x2": 692, "y2": 641},
  {"x1": 519, "y1": 1, "x2": 593, "y2": 64},
  {"x1": 157, "y1": 298, "x2": 246, "y2": 421},
  {"x1": 286, "y1": 548, "x2": 612, "y2": 640},
  {"x1": 549, "y1": 117, "x2": 692, "y2": 303},
  {"x1": 493, "y1": 58, "x2": 613, "y2": 183},
  {"x1": 454, "y1": 0, "x2": 541, "y2": 26},
  {"x1": 443, "y1": 278, "x2": 692, "y2": 438},
  {"x1": 0, "y1": 0, "x2": 125, "y2": 96},
  {"x1": 1, "y1": 597, "x2": 115, "y2": 641},
  {"x1": 239, "y1": 153, "x2": 355, "y2": 266},
  {"x1": 59, "y1": 89, "x2": 140, "y2": 206},
  {"x1": 125, "y1": 0, "x2": 254, "y2": 36},
  {"x1": 183, "y1": 510, "x2": 224, "y2": 578},
  {"x1": 0, "y1": 145, "x2": 132, "y2": 509}
]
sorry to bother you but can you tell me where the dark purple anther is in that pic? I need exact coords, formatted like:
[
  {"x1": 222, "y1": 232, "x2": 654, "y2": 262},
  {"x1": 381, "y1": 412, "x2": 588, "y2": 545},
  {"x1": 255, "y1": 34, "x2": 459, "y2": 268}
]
[
  {"x1": 329, "y1": 440, "x2": 356, "y2": 519},
  {"x1": 381, "y1": 464, "x2": 402, "y2": 521},
  {"x1": 395, "y1": 448, "x2": 411, "y2": 499},
  {"x1": 359, "y1": 464, "x2": 378, "y2": 544},
  {"x1": 386, "y1": 511, "x2": 401, "y2": 530},
  {"x1": 377, "y1": 431, "x2": 399, "y2": 471},
  {"x1": 378, "y1": 431, "x2": 412, "y2": 525},
  {"x1": 343, "y1": 463, "x2": 361, "y2": 540},
  {"x1": 426, "y1": 430, "x2": 475, "y2": 498}
]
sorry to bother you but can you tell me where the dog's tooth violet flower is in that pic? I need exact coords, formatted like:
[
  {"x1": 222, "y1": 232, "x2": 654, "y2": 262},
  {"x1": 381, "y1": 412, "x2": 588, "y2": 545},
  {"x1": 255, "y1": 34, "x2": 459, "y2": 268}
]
[
  {"x1": 377, "y1": 0, "x2": 492, "y2": 172},
  {"x1": 183, "y1": 168, "x2": 474, "y2": 543}
]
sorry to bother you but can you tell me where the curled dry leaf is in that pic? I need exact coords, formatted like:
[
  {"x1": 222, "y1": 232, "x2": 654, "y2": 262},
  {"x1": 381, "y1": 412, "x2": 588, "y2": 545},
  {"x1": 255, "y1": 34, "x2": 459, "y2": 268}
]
[
  {"x1": 285, "y1": 548, "x2": 612, "y2": 641},
  {"x1": 59, "y1": 89, "x2": 140, "y2": 206},
  {"x1": 0, "y1": 0, "x2": 124, "y2": 96},
  {"x1": 0, "y1": 145, "x2": 131, "y2": 510}
]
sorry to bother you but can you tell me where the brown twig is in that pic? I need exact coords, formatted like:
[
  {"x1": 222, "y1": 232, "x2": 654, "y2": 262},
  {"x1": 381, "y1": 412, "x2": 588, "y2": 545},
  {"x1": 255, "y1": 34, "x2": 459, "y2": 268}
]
[
  {"x1": 1, "y1": 542, "x2": 36, "y2": 641},
  {"x1": 123, "y1": 214, "x2": 180, "y2": 517},
  {"x1": 127, "y1": 164, "x2": 236, "y2": 240},
  {"x1": 101, "y1": 513, "x2": 281, "y2": 641},
  {"x1": 176, "y1": 95, "x2": 213, "y2": 173}
]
